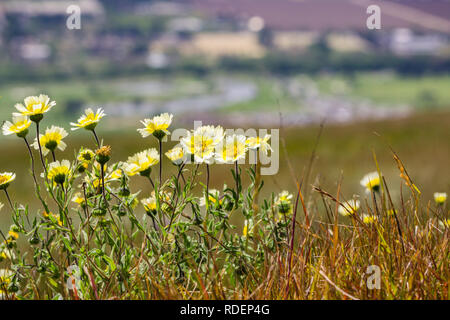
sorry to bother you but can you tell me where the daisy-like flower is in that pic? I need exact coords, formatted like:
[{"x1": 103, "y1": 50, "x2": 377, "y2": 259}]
[
  {"x1": 137, "y1": 113, "x2": 173, "y2": 140},
  {"x1": 199, "y1": 189, "x2": 223, "y2": 207},
  {"x1": 0, "y1": 269, "x2": 13, "y2": 298},
  {"x1": 215, "y1": 134, "x2": 247, "y2": 164},
  {"x1": 13, "y1": 94, "x2": 56, "y2": 122},
  {"x1": 124, "y1": 148, "x2": 159, "y2": 177},
  {"x1": 31, "y1": 126, "x2": 68, "y2": 156},
  {"x1": 2, "y1": 115, "x2": 32, "y2": 138},
  {"x1": 360, "y1": 172, "x2": 381, "y2": 193},
  {"x1": 434, "y1": 192, "x2": 447, "y2": 205},
  {"x1": 165, "y1": 147, "x2": 185, "y2": 165},
  {"x1": 338, "y1": 199, "x2": 360, "y2": 216},
  {"x1": 246, "y1": 134, "x2": 272, "y2": 155},
  {"x1": 275, "y1": 190, "x2": 293, "y2": 215},
  {"x1": 42, "y1": 211, "x2": 63, "y2": 226},
  {"x1": 72, "y1": 193, "x2": 85, "y2": 206},
  {"x1": 181, "y1": 125, "x2": 224, "y2": 164},
  {"x1": 70, "y1": 108, "x2": 105, "y2": 131},
  {"x1": 141, "y1": 195, "x2": 157, "y2": 216},
  {"x1": 7, "y1": 230, "x2": 18, "y2": 241},
  {"x1": 87, "y1": 163, "x2": 122, "y2": 188},
  {"x1": 362, "y1": 214, "x2": 378, "y2": 225},
  {"x1": 0, "y1": 173, "x2": 15, "y2": 190},
  {"x1": 78, "y1": 148, "x2": 95, "y2": 163},
  {"x1": 46, "y1": 160, "x2": 71, "y2": 184}
]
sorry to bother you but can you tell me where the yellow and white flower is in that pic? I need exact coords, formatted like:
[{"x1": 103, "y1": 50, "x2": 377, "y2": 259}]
[
  {"x1": 124, "y1": 148, "x2": 159, "y2": 177},
  {"x1": 275, "y1": 190, "x2": 293, "y2": 215},
  {"x1": 78, "y1": 148, "x2": 95, "y2": 163},
  {"x1": 46, "y1": 160, "x2": 71, "y2": 184},
  {"x1": 2, "y1": 115, "x2": 32, "y2": 138},
  {"x1": 199, "y1": 189, "x2": 223, "y2": 207},
  {"x1": 13, "y1": 94, "x2": 56, "y2": 121},
  {"x1": 362, "y1": 214, "x2": 378, "y2": 224},
  {"x1": 181, "y1": 125, "x2": 224, "y2": 164},
  {"x1": 215, "y1": 134, "x2": 247, "y2": 164},
  {"x1": 165, "y1": 146, "x2": 185, "y2": 165},
  {"x1": 434, "y1": 192, "x2": 447, "y2": 205},
  {"x1": 360, "y1": 172, "x2": 381, "y2": 193},
  {"x1": 0, "y1": 269, "x2": 13, "y2": 298},
  {"x1": 137, "y1": 113, "x2": 173, "y2": 139},
  {"x1": 338, "y1": 199, "x2": 360, "y2": 216},
  {"x1": 246, "y1": 134, "x2": 272, "y2": 155},
  {"x1": 70, "y1": 108, "x2": 105, "y2": 131},
  {"x1": 141, "y1": 195, "x2": 157, "y2": 215},
  {"x1": 0, "y1": 173, "x2": 15, "y2": 190},
  {"x1": 32, "y1": 126, "x2": 68, "y2": 156},
  {"x1": 72, "y1": 193, "x2": 85, "y2": 206}
]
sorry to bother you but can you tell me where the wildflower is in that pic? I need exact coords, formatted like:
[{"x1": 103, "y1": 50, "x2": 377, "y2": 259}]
[
  {"x1": 0, "y1": 269, "x2": 13, "y2": 298},
  {"x1": 32, "y1": 126, "x2": 68, "y2": 156},
  {"x1": 360, "y1": 172, "x2": 381, "y2": 193},
  {"x1": 137, "y1": 113, "x2": 173, "y2": 140},
  {"x1": 96, "y1": 145, "x2": 112, "y2": 165},
  {"x1": 242, "y1": 219, "x2": 254, "y2": 238},
  {"x1": 275, "y1": 191, "x2": 293, "y2": 215},
  {"x1": 42, "y1": 211, "x2": 63, "y2": 226},
  {"x1": 0, "y1": 250, "x2": 14, "y2": 262},
  {"x1": 434, "y1": 192, "x2": 447, "y2": 205},
  {"x1": 13, "y1": 94, "x2": 56, "y2": 122},
  {"x1": 46, "y1": 160, "x2": 71, "y2": 184},
  {"x1": 338, "y1": 199, "x2": 360, "y2": 216},
  {"x1": 87, "y1": 163, "x2": 122, "y2": 188},
  {"x1": 124, "y1": 148, "x2": 159, "y2": 177},
  {"x1": 7, "y1": 230, "x2": 18, "y2": 240},
  {"x1": 199, "y1": 189, "x2": 223, "y2": 207},
  {"x1": 362, "y1": 214, "x2": 378, "y2": 224},
  {"x1": 165, "y1": 147, "x2": 185, "y2": 165},
  {"x1": 246, "y1": 134, "x2": 272, "y2": 155},
  {"x1": 72, "y1": 193, "x2": 85, "y2": 206},
  {"x1": 215, "y1": 134, "x2": 247, "y2": 164},
  {"x1": 70, "y1": 108, "x2": 105, "y2": 131},
  {"x1": 0, "y1": 173, "x2": 15, "y2": 190},
  {"x1": 78, "y1": 148, "x2": 95, "y2": 162},
  {"x1": 141, "y1": 195, "x2": 157, "y2": 216},
  {"x1": 2, "y1": 115, "x2": 32, "y2": 138},
  {"x1": 438, "y1": 218, "x2": 450, "y2": 229},
  {"x1": 181, "y1": 125, "x2": 224, "y2": 164}
]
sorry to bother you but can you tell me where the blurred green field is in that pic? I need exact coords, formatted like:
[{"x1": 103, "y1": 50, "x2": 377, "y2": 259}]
[{"x1": 0, "y1": 110, "x2": 448, "y2": 228}]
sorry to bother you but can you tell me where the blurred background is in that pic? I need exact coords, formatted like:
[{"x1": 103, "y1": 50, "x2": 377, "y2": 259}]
[{"x1": 0, "y1": 0, "x2": 449, "y2": 216}]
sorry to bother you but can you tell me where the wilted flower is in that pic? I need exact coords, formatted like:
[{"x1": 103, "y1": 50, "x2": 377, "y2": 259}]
[
  {"x1": 71, "y1": 108, "x2": 105, "y2": 131},
  {"x1": 360, "y1": 172, "x2": 381, "y2": 193},
  {"x1": 215, "y1": 134, "x2": 247, "y2": 164},
  {"x1": 181, "y1": 125, "x2": 224, "y2": 164},
  {"x1": 246, "y1": 134, "x2": 272, "y2": 155},
  {"x1": 362, "y1": 214, "x2": 378, "y2": 224},
  {"x1": 2, "y1": 115, "x2": 32, "y2": 138},
  {"x1": 137, "y1": 113, "x2": 173, "y2": 140},
  {"x1": 434, "y1": 192, "x2": 447, "y2": 205},
  {"x1": 32, "y1": 126, "x2": 68, "y2": 156},
  {"x1": 124, "y1": 148, "x2": 159, "y2": 177},
  {"x1": 13, "y1": 94, "x2": 56, "y2": 122},
  {"x1": 338, "y1": 199, "x2": 360, "y2": 216},
  {"x1": 0, "y1": 172, "x2": 15, "y2": 190},
  {"x1": 46, "y1": 160, "x2": 71, "y2": 184},
  {"x1": 165, "y1": 147, "x2": 185, "y2": 165}
]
